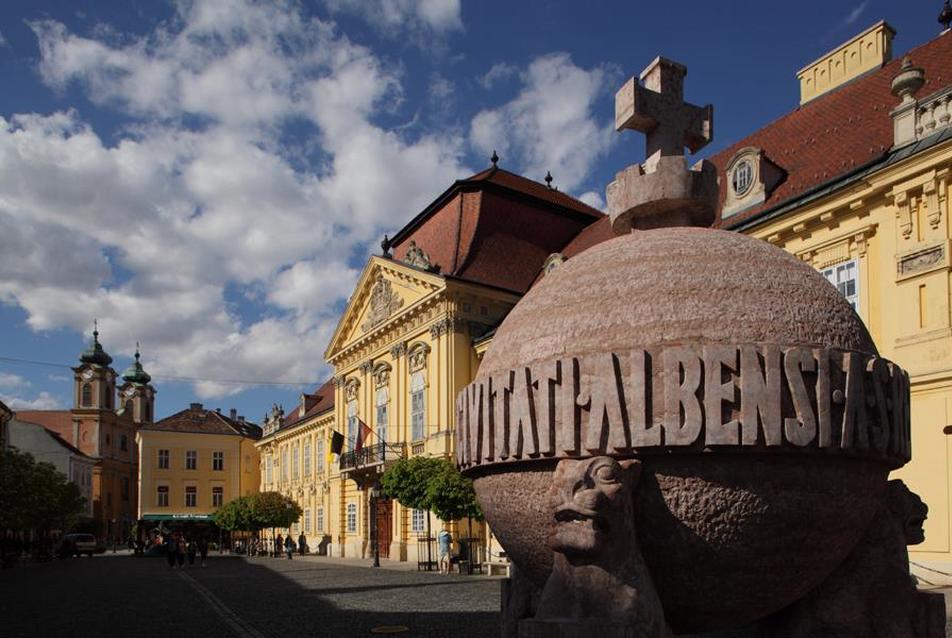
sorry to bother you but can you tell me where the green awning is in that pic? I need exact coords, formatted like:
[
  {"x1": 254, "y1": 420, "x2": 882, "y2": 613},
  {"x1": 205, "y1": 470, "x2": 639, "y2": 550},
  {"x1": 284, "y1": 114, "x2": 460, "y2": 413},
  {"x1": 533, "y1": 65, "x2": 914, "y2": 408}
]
[{"x1": 141, "y1": 514, "x2": 213, "y2": 521}]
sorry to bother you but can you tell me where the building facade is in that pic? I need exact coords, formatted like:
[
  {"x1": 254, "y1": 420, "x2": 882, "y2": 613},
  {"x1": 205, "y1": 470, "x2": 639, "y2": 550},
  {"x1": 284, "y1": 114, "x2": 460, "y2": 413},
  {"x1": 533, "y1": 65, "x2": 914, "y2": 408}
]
[
  {"x1": 708, "y1": 23, "x2": 952, "y2": 574},
  {"x1": 137, "y1": 403, "x2": 261, "y2": 529},
  {"x1": 255, "y1": 382, "x2": 335, "y2": 553},
  {"x1": 17, "y1": 330, "x2": 154, "y2": 541},
  {"x1": 0, "y1": 400, "x2": 10, "y2": 452}
]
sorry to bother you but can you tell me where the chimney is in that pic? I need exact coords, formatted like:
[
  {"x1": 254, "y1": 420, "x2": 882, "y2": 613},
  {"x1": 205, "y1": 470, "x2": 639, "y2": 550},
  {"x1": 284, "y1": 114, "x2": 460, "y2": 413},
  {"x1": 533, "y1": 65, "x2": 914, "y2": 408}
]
[
  {"x1": 796, "y1": 21, "x2": 895, "y2": 105},
  {"x1": 190, "y1": 402, "x2": 203, "y2": 411},
  {"x1": 300, "y1": 393, "x2": 319, "y2": 414},
  {"x1": 237, "y1": 415, "x2": 245, "y2": 424},
  {"x1": 230, "y1": 408, "x2": 238, "y2": 421}
]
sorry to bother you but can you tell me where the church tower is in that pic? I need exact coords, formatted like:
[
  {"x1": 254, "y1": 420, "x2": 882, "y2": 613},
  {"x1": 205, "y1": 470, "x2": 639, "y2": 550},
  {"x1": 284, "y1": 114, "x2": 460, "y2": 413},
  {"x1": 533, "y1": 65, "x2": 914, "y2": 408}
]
[
  {"x1": 118, "y1": 344, "x2": 155, "y2": 424},
  {"x1": 72, "y1": 321, "x2": 118, "y2": 458}
]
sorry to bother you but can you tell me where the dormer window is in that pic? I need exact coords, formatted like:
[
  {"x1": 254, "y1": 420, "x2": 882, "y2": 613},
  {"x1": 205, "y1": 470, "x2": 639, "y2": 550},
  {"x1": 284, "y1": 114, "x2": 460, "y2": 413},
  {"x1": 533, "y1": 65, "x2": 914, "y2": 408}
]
[
  {"x1": 731, "y1": 159, "x2": 754, "y2": 196},
  {"x1": 722, "y1": 147, "x2": 785, "y2": 219}
]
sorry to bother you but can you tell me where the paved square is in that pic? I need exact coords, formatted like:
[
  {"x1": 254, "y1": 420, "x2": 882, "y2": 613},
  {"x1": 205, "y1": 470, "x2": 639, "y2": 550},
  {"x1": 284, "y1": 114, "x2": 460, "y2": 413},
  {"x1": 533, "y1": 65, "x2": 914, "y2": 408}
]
[{"x1": 0, "y1": 553, "x2": 502, "y2": 637}]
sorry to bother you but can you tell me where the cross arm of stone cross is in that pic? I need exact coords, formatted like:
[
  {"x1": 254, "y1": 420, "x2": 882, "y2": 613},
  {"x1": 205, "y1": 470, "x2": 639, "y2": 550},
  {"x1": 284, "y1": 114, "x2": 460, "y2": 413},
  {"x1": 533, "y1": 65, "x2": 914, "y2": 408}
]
[{"x1": 615, "y1": 56, "x2": 713, "y2": 162}]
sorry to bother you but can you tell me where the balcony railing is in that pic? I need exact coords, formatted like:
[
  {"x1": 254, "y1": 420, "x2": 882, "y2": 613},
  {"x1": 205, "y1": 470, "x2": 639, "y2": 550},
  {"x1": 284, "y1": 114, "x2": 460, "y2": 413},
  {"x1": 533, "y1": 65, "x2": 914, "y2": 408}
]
[{"x1": 339, "y1": 441, "x2": 405, "y2": 472}]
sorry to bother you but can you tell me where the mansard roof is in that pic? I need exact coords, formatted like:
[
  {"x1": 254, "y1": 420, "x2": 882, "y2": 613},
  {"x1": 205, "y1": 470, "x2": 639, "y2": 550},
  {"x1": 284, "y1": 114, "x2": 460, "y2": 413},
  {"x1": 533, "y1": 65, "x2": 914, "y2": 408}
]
[
  {"x1": 388, "y1": 166, "x2": 605, "y2": 294},
  {"x1": 276, "y1": 378, "x2": 335, "y2": 433}
]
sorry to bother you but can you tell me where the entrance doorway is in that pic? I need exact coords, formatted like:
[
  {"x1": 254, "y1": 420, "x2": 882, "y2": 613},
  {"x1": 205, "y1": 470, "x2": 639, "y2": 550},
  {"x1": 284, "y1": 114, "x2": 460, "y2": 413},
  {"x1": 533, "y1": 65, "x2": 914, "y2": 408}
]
[{"x1": 375, "y1": 499, "x2": 392, "y2": 559}]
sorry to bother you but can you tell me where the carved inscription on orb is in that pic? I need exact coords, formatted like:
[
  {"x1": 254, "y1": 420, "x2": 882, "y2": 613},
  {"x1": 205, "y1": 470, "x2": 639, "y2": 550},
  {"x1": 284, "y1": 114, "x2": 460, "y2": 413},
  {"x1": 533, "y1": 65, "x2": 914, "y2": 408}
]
[{"x1": 456, "y1": 345, "x2": 911, "y2": 469}]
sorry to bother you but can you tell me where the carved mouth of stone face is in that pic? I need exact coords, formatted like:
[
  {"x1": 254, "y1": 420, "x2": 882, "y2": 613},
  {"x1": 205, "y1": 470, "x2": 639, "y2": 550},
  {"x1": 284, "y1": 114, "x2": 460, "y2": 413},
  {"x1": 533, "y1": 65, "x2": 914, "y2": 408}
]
[{"x1": 554, "y1": 506, "x2": 608, "y2": 533}]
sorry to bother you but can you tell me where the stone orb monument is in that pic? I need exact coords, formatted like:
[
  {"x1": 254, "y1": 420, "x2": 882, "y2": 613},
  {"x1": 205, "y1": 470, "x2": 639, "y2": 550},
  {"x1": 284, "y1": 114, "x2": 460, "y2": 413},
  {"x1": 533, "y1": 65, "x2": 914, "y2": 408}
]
[{"x1": 455, "y1": 58, "x2": 944, "y2": 637}]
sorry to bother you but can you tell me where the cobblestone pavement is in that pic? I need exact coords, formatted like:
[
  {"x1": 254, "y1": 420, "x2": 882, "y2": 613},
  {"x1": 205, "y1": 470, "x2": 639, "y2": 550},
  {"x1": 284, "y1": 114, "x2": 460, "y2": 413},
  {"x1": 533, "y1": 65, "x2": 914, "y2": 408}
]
[{"x1": 0, "y1": 553, "x2": 503, "y2": 637}]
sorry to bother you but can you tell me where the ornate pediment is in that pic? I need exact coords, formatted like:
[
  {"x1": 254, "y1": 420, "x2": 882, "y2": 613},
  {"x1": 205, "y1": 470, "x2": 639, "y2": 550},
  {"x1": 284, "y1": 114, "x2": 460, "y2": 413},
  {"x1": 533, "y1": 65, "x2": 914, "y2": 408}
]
[{"x1": 361, "y1": 277, "x2": 404, "y2": 333}]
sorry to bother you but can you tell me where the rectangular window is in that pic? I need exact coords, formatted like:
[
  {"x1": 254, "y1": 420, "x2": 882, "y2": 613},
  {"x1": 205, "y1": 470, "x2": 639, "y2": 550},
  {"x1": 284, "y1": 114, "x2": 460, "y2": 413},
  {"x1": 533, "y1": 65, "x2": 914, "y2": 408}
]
[
  {"x1": 265, "y1": 455, "x2": 273, "y2": 484},
  {"x1": 212, "y1": 487, "x2": 224, "y2": 508},
  {"x1": 317, "y1": 506, "x2": 324, "y2": 532},
  {"x1": 292, "y1": 444, "x2": 300, "y2": 478},
  {"x1": 213, "y1": 451, "x2": 224, "y2": 471},
  {"x1": 347, "y1": 401, "x2": 358, "y2": 452},
  {"x1": 316, "y1": 439, "x2": 325, "y2": 472},
  {"x1": 411, "y1": 508, "x2": 425, "y2": 533},
  {"x1": 304, "y1": 508, "x2": 311, "y2": 533},
  {"x1": 821, "y1": 258, "x2": 859, "y2": 312},
  {"x1": 120, "y1": 434, "x2": 128, "y2": 452},
  {"x1": 185, "y1": 486, "x2": 197, "y2": 507},
  {"x1": 121, "y1": 476, "x2": 129, "y2": 501},
  {"x1": 281, "y1": 448, "x2": 289, "y2": 481},
  {"x1": 157, "y1": 485, "x2": 169, "y2": 507},
  {"x1": 158, "y1": 449, "x2": 169, "y2": 469},
  {"x1": 376, "y1": 387, "x2": 389, "y2": 444},
  {"x1": 186, "y1": 450, "x2": 197, "y2": 470},
  {"x1": 347, "y1": 503, "x2": 357, "y2": 533},
  {"x1": 303, "y1": 441, "x2": 311, "y2": 476},
  {"x1": 410, "y1": 372, "x2": 425, "y2": 441}
]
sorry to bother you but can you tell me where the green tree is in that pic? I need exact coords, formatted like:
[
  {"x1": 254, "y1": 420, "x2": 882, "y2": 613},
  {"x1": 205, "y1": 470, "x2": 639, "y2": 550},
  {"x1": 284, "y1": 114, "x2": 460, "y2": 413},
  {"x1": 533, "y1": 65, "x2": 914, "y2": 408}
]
[
  {"x1": 379, "y1": 456, "x2": 444, "y2": 511},
  {"x1": 0, "y1": 448, "x2": 86, "y2": 534},
  {"x1": 214, "y1": 495, "x2": 255, "y2": 532},
  {"x1": 249, "y1": 491, "x2": 302, "y2": 530},
  {"x1": 426, "y1": 458, "x2": 483, "y2": 524}
]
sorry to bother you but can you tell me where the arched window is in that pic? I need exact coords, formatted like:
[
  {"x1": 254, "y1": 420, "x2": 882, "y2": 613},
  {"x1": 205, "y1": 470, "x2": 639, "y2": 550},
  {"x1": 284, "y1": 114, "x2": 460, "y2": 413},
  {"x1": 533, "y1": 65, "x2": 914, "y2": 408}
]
[
  {"x1": 410, "y1": 372, "x2": 425, "y2": 441},
  {"x1": 81, "y1": 383, "x2": 92, "y2": 407},
  {"x1": 347, "y1": 399, "x2": 358, "y2": 453},
  {"x1": 375, "y1": 386, "x2": 389, "y2": 444}
]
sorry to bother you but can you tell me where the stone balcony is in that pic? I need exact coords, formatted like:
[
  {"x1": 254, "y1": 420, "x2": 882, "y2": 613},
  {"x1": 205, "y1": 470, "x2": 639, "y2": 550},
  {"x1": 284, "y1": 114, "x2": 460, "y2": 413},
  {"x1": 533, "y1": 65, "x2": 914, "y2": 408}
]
[{"x1": 338, "y1": 441, "x2": 406, "y2": 486}]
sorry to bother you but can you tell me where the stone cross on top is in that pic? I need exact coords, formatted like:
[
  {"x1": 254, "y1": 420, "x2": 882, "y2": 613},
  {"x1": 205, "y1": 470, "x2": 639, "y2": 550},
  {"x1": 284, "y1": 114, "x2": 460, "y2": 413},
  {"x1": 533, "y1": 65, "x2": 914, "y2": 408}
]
[
  {"x1": 606, "y1": 56, "x2": 717, "y2": 233},
  {"x1": 615, "y1": 57, "x2": 713, "y2": 170}
]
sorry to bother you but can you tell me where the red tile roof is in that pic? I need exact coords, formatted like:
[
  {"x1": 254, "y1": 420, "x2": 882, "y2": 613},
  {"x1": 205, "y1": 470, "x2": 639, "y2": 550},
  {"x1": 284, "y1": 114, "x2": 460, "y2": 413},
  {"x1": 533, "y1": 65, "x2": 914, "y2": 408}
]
[
  {"x1": 16, "y1": 410, "x2": 73, "y2": 434},
  {"x1": 390, "y1": 167, "x2": 605, "y2": 293},
  {"x1": 143, "y1": 404, "x2": 261, "y2": 439},
  {"x1": 277, "y1": 378, "x2": 335, "y2": 432},
  {"x1": 712, "y1": 31, "x2": 952, "y2": 228}
]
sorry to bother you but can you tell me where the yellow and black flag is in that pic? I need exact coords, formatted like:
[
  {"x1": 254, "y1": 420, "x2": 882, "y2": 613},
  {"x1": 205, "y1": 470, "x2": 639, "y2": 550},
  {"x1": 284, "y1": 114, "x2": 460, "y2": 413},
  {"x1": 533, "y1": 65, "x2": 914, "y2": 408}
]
[{"x1": 328, "y1": 430, "x2": 345, "y2": 464}]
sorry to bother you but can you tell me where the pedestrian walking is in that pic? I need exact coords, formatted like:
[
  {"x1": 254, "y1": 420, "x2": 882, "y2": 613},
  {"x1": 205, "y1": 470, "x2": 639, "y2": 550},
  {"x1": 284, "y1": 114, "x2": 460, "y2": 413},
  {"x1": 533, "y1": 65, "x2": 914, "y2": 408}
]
[
  {"x1": 165, "y1": 533, "x2": 176, "y2": 569},
  {"x1": 274, "y1": 534, "x2": 283, "y2": 558},
  {"x1": 298, "y1": 532, "x2": 307, "y2": 555},
  {"x1": 198, "y1": 537, "x2": 209, "y2": 567},
  {"x1": 438, "y1": 528, "x2": 452, "y2": 575},
  {"x1": 176, "y1": 534, "x2": 186, "y2": 568},
  {"x1": 187, "y1": 538, "x2": 197, "y2": 566},
  {"x1": 285, "y1": 535, "x2": 295, "y2": 560}
]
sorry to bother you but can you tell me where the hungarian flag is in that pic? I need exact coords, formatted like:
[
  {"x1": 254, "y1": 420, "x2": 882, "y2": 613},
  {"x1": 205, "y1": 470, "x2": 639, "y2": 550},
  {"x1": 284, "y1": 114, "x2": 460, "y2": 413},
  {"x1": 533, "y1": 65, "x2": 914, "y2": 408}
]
[
  {"x1": 355, "y1": 419, "x2": 373, "y2": 453},
  {"x1": 329, "y1": 430, "x2": 345, "y2": 464}
]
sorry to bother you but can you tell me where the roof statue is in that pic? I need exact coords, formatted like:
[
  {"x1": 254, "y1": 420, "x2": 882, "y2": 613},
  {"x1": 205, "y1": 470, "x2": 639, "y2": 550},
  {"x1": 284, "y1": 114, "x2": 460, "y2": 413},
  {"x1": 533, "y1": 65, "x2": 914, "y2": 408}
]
[{"x1": 403, "y1": 240, "x2": 432, "y2": 270}]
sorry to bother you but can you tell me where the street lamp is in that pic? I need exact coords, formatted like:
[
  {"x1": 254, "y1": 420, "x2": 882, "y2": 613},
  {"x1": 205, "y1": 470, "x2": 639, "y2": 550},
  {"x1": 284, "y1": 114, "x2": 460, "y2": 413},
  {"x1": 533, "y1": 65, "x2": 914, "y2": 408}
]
[{"x1": 369, "y1": 484, "x2": 381, "y2": 568}]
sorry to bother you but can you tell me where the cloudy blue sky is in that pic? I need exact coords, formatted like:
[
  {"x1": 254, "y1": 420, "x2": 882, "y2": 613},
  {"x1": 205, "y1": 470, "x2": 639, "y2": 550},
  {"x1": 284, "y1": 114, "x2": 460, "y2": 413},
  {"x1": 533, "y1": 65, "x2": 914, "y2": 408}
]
[{"x1": 0, "y1": 0, "x2": 941, "y2": 421}]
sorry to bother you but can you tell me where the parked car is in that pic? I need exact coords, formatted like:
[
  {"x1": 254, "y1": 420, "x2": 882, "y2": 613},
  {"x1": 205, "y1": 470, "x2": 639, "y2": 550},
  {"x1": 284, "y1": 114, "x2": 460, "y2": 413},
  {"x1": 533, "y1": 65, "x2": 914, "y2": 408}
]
[{"x1": 56, "y1": 533, "x2": 100, "y2": 558}]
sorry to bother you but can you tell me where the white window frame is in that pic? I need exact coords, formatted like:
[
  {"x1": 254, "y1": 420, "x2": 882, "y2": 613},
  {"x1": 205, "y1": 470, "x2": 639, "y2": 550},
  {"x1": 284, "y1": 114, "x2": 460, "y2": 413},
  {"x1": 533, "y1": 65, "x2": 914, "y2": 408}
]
[
  {"x1": 265, "y1": 455, "x2": 273, "y2": 484},
  {"x1": 185, "y1": 450, "x2": 197, "y2": 470},
  {"x1": 821, "y1": 258, "x2": 860, "y2": 313},
  {"x1": 303, "y1": 440, "x2": 311, "y2": 476},
  {"x1": 346, "y1": 503, "x2": 357, "y2": 533},
  {"x1": 410, "y1": 372, "x2": 425, "y2": 441},
  {"x1": 212, "y1": 451, "x2": 224, "y2": 471},
  {"x1": 158, "y1": 449, "x2": 169, "y2": 469},
  {"x1": 411, "y1": 508, "x2": 425, "y2": 533},
  {"x1": 316, "y1": 439, "x2": 325, "y2": 473},
  {"x1": 281, "y1": 447, "x2": 289, "y2": 481},
  {"x1": 347, "y1": 400, "x2": 358, "y2": 452},
  {"x1": 317, "y1": 506, "x2": 324, "y2": 532},
  {"x1": 185, "y1": 486, "x2": 197, "y2": 508},
  {"x1": 212, "y1": 486, "x2": 224, "y2": 508},
  {"x1": 304, "y1": 508, "x2": 311, "y2": 533},
  {"x1": 157, "y1": 485, "x2": 169, "y2": 507},
  {"x1": 292, "y1": 443, "x2": 300, "y2": 479},
  {"x1": 376, "y1": 386, "x2": 389, "y2": 444}
]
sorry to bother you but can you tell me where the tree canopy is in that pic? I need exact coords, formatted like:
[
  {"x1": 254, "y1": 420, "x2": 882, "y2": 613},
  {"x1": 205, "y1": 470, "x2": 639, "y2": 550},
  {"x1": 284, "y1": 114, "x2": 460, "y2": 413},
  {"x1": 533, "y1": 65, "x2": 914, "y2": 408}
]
[
  {"x1": 0, "y1": 448, "x2": 87, "y2": 533},
  {"x1": 381, "y1": 456, "x2": 482, "y2": 523},
  {"x1": 214, "y1": 492, "x2": 302, "y2": 532}
]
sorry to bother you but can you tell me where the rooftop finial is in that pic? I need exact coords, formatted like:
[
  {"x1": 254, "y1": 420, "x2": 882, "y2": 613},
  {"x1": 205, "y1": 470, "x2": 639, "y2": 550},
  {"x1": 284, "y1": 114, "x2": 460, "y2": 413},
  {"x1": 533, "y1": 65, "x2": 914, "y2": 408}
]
[
  {"x1": 135, "y1": 342, "x2": 141, "y2": 361},
  {"x1": 381, "y1": 234, "x2": 392, "y2": 257},
  {"x1": 545, "y1": 171, "x2": 553, "y2": 189},
  {"x1": 941, "y1": 0, "x2": 952, "y2": 31},
  {"x1": 491, "y1": 150, "x2": 499, "y2": 167},
  {"x1": 93, "y1": 319, "x2": 99, "y2": 340}
]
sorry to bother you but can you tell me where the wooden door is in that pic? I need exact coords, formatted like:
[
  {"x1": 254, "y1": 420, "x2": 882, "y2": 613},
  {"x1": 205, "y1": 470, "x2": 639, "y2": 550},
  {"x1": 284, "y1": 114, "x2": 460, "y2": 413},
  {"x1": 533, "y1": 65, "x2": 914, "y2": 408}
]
[{"x1": 375, "y1": 499, "x2": 392, "y2": 558}]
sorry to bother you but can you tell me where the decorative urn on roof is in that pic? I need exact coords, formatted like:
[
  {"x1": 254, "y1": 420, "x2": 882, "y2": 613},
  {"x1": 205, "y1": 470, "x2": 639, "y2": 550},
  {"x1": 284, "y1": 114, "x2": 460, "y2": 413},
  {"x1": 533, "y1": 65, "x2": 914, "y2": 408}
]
[{"x1": 456, "y1": 58, "x2": 942, "y2": 637}]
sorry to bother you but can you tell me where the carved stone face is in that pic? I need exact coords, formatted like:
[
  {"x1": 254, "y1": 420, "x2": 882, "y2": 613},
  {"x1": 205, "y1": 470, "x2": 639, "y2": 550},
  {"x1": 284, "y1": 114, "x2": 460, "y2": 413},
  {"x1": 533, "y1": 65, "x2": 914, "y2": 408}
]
[
  {"x1": 547, "y1": 456, "x2": 640, "y2": 560},
  {"x1": 886, "y1": 479, "x2": 928, "y2": 546}
]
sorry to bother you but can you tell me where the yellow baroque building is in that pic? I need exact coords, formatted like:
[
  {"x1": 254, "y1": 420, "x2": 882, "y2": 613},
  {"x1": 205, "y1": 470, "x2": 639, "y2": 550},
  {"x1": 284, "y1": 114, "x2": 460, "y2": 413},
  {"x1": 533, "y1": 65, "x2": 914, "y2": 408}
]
[
  {"x1": 710, "y1": 24, "x2": 952, "y2": 578},
  {"x1": 137, "y1": 403, "x2": 261, "y2": 530},
  {"x1": 259, "y1": 166, "x2": 604, "y2": 562}
]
